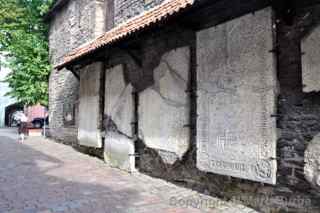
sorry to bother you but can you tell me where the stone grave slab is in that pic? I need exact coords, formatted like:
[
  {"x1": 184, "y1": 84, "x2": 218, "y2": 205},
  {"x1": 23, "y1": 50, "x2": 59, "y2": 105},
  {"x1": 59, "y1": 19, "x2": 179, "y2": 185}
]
[
  {"x1": 139, "y1": 47, "x2": 190, "y2": 164},
  {"x1": 105, "y1": 64, "x2": 134, "y2": 137},
  {"x1": 104, "y1": 132, "x2": 136, "y2": 172},
  {"x1": 104, "y1": 64, "x2": 135, "y2": 172},
  {"x1": 196, "y1": 7, "x2": 277, "y2": 184},
  {"x1": 78, "y1": 63, "x2": 102, "y2": 148},
  {"x1": 302, "y1": 25, "x2": 320, "y2": 92}
]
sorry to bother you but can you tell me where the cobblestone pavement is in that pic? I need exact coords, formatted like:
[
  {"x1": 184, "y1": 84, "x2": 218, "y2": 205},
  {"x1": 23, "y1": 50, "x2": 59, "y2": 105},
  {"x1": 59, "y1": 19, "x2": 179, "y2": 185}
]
[{"x1": 0, "y1": 128, "x2": 258, "y2": 213}]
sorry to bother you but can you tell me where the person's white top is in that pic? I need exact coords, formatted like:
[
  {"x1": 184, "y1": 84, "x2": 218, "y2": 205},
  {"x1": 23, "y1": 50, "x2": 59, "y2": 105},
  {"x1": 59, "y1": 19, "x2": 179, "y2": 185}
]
[{"x1": 20, "y1": 114, "x2": 28, "y2": 122}]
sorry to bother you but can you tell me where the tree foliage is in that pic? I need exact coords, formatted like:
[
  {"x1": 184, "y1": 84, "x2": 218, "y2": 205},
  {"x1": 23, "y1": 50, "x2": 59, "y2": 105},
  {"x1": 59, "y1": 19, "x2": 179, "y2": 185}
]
[{"x1": 0, "y1": 0, "x2": 54, "y2": 106}]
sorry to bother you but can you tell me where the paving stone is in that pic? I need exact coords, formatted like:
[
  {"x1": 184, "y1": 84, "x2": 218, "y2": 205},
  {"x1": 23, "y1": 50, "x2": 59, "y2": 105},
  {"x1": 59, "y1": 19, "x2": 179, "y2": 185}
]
[{"x1": 0, "y1": 128, "x2": 258, "y2": 213}]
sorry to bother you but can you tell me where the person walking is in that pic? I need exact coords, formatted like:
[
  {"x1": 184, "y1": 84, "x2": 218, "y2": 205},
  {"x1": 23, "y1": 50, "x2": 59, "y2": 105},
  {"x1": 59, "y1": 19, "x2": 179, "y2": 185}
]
[{"x1": 18, "y1": 112, "x2": 28, "y2": 142}]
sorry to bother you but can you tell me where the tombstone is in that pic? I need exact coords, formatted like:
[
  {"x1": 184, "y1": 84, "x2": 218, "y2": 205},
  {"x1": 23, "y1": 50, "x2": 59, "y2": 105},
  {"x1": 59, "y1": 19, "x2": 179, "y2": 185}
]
[
  {"x1": 302, "y1": 25, "x2": 320, "y2": 92},
  {"x1": 78, "y1": 62, "x2": 103, "y2": 148},
  {"x1": 105, "y1": 64, "x2": 134, "y2": 137},
  {"x1": 305, "y1": 133, "x2": 320, "y2": 190},
  {"x1": 196, "y1": 7, "x2": 277, "y2": 184},
  {"x1": 139, "y1": 47, "x2": 190, "y2": 164},
  {"x1": 104, "y1": 64, "x2": 135, "y2": 172},
  {"x1": 104, "y1": 132, "x2": 136, "y2": 172}
]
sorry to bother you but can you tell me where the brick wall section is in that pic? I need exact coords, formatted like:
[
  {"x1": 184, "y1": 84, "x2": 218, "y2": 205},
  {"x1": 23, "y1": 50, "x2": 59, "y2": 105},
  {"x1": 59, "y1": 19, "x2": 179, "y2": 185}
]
[
  {"x1": 114, "y1": 0, "x2": 165, "y2": 25},
  {"x1": 48, "y1": 0, "x2": 106, "y2": 144}
]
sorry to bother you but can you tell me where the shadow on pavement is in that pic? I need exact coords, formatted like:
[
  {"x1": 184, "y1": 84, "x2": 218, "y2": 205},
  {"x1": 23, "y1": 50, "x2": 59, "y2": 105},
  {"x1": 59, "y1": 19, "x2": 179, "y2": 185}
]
[{"x1": 0, "y1": 135, "x2": 141, "y2": 213}]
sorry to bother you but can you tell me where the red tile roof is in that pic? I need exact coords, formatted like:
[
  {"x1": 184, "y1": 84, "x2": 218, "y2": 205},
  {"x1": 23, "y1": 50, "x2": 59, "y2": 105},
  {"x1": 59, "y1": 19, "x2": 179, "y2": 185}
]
[{"x1": 55, "y1": 0, "x2": 195, "y2": 70}]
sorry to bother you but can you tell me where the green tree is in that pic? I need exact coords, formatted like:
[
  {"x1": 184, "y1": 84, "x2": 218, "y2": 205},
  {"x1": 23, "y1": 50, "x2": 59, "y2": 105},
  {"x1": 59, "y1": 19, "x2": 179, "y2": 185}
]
[{"x1": 0, "y1": 0, "x2": 53, "y2": 106}]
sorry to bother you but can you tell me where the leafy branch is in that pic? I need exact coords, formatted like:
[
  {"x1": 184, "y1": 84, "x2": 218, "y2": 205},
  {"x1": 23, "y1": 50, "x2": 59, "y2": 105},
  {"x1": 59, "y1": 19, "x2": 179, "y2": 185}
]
[{"x1": 0, "y1": 0, "x2": 54, "y2": 106}]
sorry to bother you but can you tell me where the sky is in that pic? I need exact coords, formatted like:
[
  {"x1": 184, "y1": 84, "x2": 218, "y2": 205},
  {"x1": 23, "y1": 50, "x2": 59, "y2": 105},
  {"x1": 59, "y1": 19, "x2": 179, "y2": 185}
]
[{"x1": 0, "y1": 55, "x2": 16, "y2": 127}]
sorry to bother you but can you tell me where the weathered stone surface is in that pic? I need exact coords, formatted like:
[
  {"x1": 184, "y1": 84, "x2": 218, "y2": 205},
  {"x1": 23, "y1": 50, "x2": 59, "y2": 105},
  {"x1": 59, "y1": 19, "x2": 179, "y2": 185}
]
[
  {"x1": 157, "y1": 150, "x2": 179, "y2": 165},
  {"x1": 302, "y1": 26, "x2": 320, "y2": 92},
  {"x1": 196, "y1": 7, "x2": 277, "y2": 184},
  {"x1": 105, "y1": 65, "x2": 134, "y2": 137},
  {"x1": 104, "y1": 64, "x2": 135, "y2": 172},
  {"x1": 139, "y1": 47, "x2": 190, "y2": 163},
  {"x1": 305, "y1": 134, "x2": 320, "y2": 190},
  {"x1": 49, "y1": 0, "x2": 106, "y2": 144},
  {"x1": 78, "y1": 63, "x2": 103, "y2": 148},
  {"x1": 114, "y1": 0, "x2": 165, "y2": 26},
  {"x1": 104, "y1": 132, "x2": 136, "y2": 172}
]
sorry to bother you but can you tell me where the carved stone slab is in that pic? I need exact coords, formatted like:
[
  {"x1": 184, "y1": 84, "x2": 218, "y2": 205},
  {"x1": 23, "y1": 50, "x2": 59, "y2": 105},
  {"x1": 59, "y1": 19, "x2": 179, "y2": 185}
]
[
  {"x1": 304, "y1": 133, "x2": 320, "y2": 190},
  {"x1": 302, "y1": 25, "x2": 320, "y2": 92},
  {"x1": 196, "y1": 7, "x2": 277, "y2": 184},
  {"x1": 104, "y1": 132, "x2": 136, "y2": 173},
  {"x1": 105, "y1": 64, "x2": 134, "y2": 137},
  {"x1": 78, "y1": 63, "x2": 103, "y2": 148},
  {"x1": 139, "y1": 47, "x2": 190, "y2": 163},
  {"x1": 104, "y1": 65, "x2": 135, "y2": 172}
]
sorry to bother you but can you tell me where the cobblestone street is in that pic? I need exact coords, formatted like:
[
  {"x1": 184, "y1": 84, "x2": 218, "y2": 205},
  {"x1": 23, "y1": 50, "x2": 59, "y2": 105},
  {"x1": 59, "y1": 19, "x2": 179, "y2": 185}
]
[{"x1": 0, "y1": 128, "x2": 257, "y2": 213}]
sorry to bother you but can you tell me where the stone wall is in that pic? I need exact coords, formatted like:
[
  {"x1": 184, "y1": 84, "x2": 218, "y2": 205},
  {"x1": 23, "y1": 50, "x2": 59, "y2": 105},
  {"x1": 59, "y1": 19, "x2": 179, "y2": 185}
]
[
  {"x1": 114, "y1": 0, "x2": 165, "y2": 25},
  {"x1": 48, "y1": 0, "x2": 320, "y2": 212},
  {"x1": 101, "y1": 6, "x2": 320, "y2": 213},
  {"x1": 48, "y1": 0, "x2": 106, "y2": 144}
]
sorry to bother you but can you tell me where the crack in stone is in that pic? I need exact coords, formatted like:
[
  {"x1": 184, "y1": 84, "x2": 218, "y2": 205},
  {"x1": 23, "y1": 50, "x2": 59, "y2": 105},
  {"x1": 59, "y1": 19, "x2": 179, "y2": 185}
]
[
  {"x1": 150, "y1": 87, "x2": 187, "y2": 108},
  {"x1": 162, "y1": 59, "x2": 188, "y2": 85},
  {"x1": 104, "y1": 115, "x2": 132, "y2": 139},
  {"x1": 108, "y1": 84, "x2": 128, "y2": 117},
  {"x1": 149, "y1": 59, "x2": 188, "y2": 108}
]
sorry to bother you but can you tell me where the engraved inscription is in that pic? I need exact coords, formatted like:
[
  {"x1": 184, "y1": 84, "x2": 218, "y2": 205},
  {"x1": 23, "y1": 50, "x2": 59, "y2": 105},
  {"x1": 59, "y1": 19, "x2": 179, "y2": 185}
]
[
  {"x1": 209, "y1": 160, "x2": 250, "y2": 173},
  {"x1": 255, "y1": 160, "x2": 272, "y2": 179}
]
